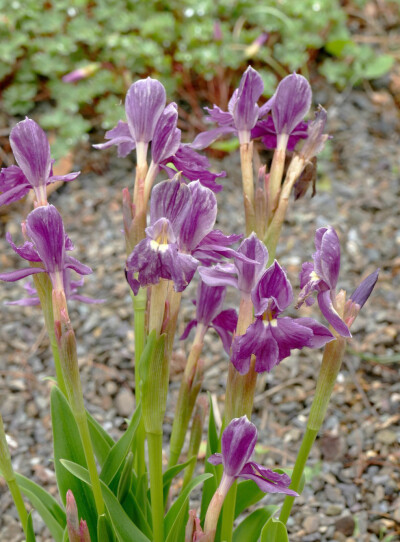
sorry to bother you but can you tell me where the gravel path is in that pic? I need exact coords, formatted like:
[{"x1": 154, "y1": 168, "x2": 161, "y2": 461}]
[{"x1": 0, "y1": 85, "x2": 399, "y2": 541}]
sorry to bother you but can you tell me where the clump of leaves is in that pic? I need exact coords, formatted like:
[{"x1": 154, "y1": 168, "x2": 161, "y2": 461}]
[{"x1": 0, "y1": 0, "x2": 395, "y2": 158}]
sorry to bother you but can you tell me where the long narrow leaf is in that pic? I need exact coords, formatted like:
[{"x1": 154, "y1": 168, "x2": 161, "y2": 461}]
[
  {"x1": 165, "y1": 473, "x2": 212, "y2": 537},
  {"x1": 87, "y1": 411, "x2": 115, "y2": 468},
  {"x1": 233, "y1": 507, "x2": 277, "y2": 542},
  {"x1": 26, "y1": 512, "x2": 36, "y2": 542},
  {"x1": 200, "y1": 394, "x2": 219, "y2": 522},
  {"x1": 15, "y1": 472, "x2": 66, "y2": 542},
  {"x1": 260, "y1": 517, "x2": 289, "y2": 542},
  {"x1": 162, "y1": 456, "x2": 195, "y2": 506},
  {"x1": 50, "y1": 387, "x2": 98, "y2": 541},
  {"x1": 60, "y1": 459, "x2": 150, "y2": 542},
  {"x1": 235, "y1": 480, "x2": 274, "y2": 519},
  {"x1": 100, "y1": 403, "x2": 142, "y2": 486}
]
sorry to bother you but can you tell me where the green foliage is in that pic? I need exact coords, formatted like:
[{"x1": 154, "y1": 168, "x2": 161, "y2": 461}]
[{"x1": 0, "y1": 0, "x2": 394, "y2": 157}]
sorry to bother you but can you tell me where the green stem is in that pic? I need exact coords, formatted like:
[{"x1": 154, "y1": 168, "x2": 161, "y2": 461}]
[
  {"x1": 132, "y1": 287, "x2": 147, "y2": 483},
  {"x1": 240, "y1": 142, "x2": 255, "y2": 235},
  {"x1": 147, "y1": 431, "x2": 164, "y2": 542},
  {"x1": 75, "y1": 413, "x2": 105, "y2": 516},
  {"x1": 33, "y1": 274, "x2": 67, "y2": 395},
  {"x1": 7, "y1": 479, "x2": 29, "y2": 535},
  {"x1": 279, "y1": 338, "x2": 346, "y2": 524},
  {"x1": 279, "y1": 427, "x2": 318, "y2": 524},
  {"x1": 220, "y1": 481, "x2": 237, "y2": 542}
]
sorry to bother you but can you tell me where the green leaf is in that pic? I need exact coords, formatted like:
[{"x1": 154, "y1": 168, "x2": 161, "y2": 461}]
[
  {"x1": 50, "y1": 387, "x2": 98, "y2": 541},
  {"x1": 324, "y1": 39, "x2": 354, "y2": 57},
  {"x1": 165, "y1": 473, "x2": 212, "y2": 542},
  {"x1": 162, "y1": 456, "x2": 196, "y2": 506},
  {"x1": 200, "y1": 393, "x2": 219, "y2": 522},
  {"x1": 120, "y1": 490, "x2": 152, "y2": 539},
  {"x1": 233, "y1": 507, "x2": 276, "y2": 542},
  {"x1": 15, "y1": 473, "x2": 66, "y2": 542},
  {"x1": 60, "y1": 460, "x2": 150, "y2": 542},
  {"x1": 100, "y1": 403, "x2": 142, "y2": 486},
  {"x1": 97, "y1": 514, "x2": 115, "y2": 542},
  {"x1": 235, "y1": 480, "x2": 277, "y2": 519},
  {"x1": 260, "y1": 517, "x2": 289, "y2": 542},
  {"x1": 87, "y1": 410, "x2": 115, "y2": 468},
  {"x1": 26, "y1": 512, "x2": 36, "y2": 542},
  {"x1": 363, "y1": 54, "x2": 394, "y2": 80},
  {"x1": 117, "y1": 452, "x2": 134, "y2": 503}
]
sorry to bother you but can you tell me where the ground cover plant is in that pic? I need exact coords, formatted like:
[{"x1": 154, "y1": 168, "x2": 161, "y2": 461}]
[
  {"x1": 0, "y1": 65, "x2": 382, "y2": 541},
  {"x1": 0, "y1": 0, "x2": 397, "y2": 158}
]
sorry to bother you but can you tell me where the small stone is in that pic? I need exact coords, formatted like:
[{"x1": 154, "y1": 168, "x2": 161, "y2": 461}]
[
  {"x1": 376, "y1": 429, "x2": 397, "y2": 445},
  {"x1": 335, "y1": 515, "x2": 355, "y2": 536},
  {"x1": 115, "y1": 388, "x2": 135, "y2": 417},
  {"x1": 326, "y1": 504, "x2": 343, "y2": 516},
  {"x1": 303, "y1": 515, "x2": 320, "y2": 534}
]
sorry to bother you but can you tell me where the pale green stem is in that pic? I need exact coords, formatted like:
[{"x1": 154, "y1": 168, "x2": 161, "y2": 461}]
[
  {"x1": 33, "y1": 274, "x2": 67, "y2": 396},
  {"x1": 132, "y1": 287, "x2": 147, "y2": 483},
  {"x1": 265, "y1": 155, "x2": 305, "y2": 265},
  {"x1": 240, "y1": 142, "x2": 256, "y2": 235},
  {"x1": 75, "y1": 412, "x2": 105, "y2": 516},
  {"x1": 267, "y1": 135, "x2": 288, "y2": 218},
  {"x1": 204, "y1": 474, "x2": 233, "y2": 541},
  {"x1": 279, "y1": 338, "x2": 346, "y2": 524},
  {"x1": 147, "y1": 431, "x2": 164, "y2": 542},
  {"x1": 168, "y1": 326, "x2": 204, "y2": 468},
  {"x1": 220, "y1": 481, "x2": 237, "y2": 542}
]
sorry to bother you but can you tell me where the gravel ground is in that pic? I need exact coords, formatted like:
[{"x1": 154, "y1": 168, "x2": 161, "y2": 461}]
[{"x1": 0, "y1": 85, "x2": 399, "y2": 541}]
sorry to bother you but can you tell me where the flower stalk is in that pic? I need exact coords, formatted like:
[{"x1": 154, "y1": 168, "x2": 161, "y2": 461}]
[
  {"x1": 279, "y1": 337, "x2": 346, "y2": 523},
  {"x1": 54, "y1": 292, "x2": 104, "y2": 516}
]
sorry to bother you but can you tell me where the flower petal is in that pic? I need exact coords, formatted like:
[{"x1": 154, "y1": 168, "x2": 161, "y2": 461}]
[
  {"x1": 179, "y1": 181, "x2": 217, "y2": 252},
  {"x1": 10, "y1": 118, "x2": 52, "y2": 189},
  {"x1": 125, "y1": 78, "x2": 166, "y2": 143},
  {"x1": 26, "y1": 205, "x2": 66, "y2": 275},
  {"x1": 93, "y1": 121, "x2": 136, "y2": 157},
  {"x1": 349, "y1": 269, "x2": 379, "y2": 309},
  {"x1": 238, "y1": 463, "x2": 298, "y2": 496},
  {"x1": 272, "y1": 73, "x2": 312, "y2": 136},
  {"x1": 221, "y1": 416, "x2": 257, "y2": 477},
  {"x1": 0, "y1": 267, "x2": 45, "y2": 282},
  {"x1": 251, "y1": 260, "x2": 293, "y2": 316},
  {"x1": 190, "y1": 126, "x2": 237, "y2": 151},
  {"x1": 317, "y1": 290, "x2": 351, "y2": 337},
  {"x1": 151, "y1": 103, "x2": 181, "y2": 165}
]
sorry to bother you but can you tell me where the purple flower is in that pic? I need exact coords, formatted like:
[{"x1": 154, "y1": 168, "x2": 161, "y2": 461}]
[
  {"x1": 0, "y1": 205, "x2": 92, "y2": 292},
  {"x1": 251, "y1": 116, "x2": 308, "y2": 151},
  {"x1": 150, "y1": 103, "x2": 181, "y2": 165},
  {"x1": 344, "y1": 269, "x2": 379, "y2": 327},
  {"x1": 126, "y1": 179, "x2": 242, "y2": 295},
  {"x1": 191, "y1": 66, "x2": 270, "y2": 149},
  {"x1": 160, "y1": 144, "x2": 225, "y2": 193},
  {"x1": 180, "y1": 280, "x2": 238, "y2": 353},
  {"x1": 126, "y1": 217, "x2": 198, "y2": 295},
  {"x1": 93, "y1": 77, "x2": 166, "y2": 159},
  {"x1": 297, "y1": 226, "x2": 351, "y2": 337},
  {"x1": 0, "y1": 118, "x2": 80, "y2": 207},
  {"x1": 6, "y1": 269, "x2": 104, "y2": 306},
  {"x1": 199, "y1": 233, "x2": 268, "y2": 298},
  {"x1": 208, "y1": 416, "x2": 297, "y2": 496},
  {"x1": 298, "y1": 227, "x2": 379, "y2": 335},
  {"x1": 231, "y1": 261, "x2": 334, "y2": 374},
  {"x1": 62, "y1": 62, "x2": 100, "y2": 83},
  {"x1": 271, "y1": 72, "x2": 312, "y2": 139}
]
